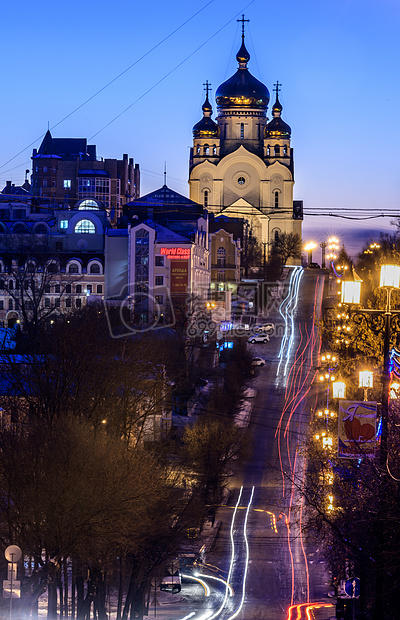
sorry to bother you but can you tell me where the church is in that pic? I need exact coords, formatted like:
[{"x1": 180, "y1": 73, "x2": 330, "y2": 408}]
[{"x1": 189, "y1": 17, "x2": 302, "y2": 259}]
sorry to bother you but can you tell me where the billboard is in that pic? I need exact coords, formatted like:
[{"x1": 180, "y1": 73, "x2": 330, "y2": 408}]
[
  {"x1": 338, "y1": 400, "x2": 377, "y2": 458},
  {"x1": 170, "y1": 260, "x2": 189, "y2": 295}
]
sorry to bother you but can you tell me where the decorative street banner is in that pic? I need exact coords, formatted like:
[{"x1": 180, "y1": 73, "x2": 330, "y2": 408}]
[
  {"x1": 338, "y1": 400, "x2": 377, "y2": 458},
  {"x1": 170, "y1": 260, "x2": 189, "y2": 295}
]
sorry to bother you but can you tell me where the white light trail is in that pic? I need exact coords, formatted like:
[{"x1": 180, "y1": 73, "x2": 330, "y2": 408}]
[
  {"x1": 277, "y1": 267, "x2": 304, "y2": 376},
  {"x1": 181, "y1": 574, "x2": 211, "y2": 596},
  {"x1": 196, "y1": 573, "x2": 234, "y2": 597}
]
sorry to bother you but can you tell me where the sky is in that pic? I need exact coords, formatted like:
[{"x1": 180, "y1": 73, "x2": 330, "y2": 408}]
[{"x1": 1, "y1": 0, "x2": 399, "y2": 260}]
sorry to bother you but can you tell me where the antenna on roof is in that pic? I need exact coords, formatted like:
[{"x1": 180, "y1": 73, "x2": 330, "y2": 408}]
[{"x1": 164, "y1": 162, "x2": 167, "y2": 186}]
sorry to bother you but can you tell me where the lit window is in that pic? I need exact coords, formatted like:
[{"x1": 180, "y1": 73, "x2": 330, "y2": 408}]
[
  {"x1": 78, "y1": 199, "x2": 99, "y2": 210},
  {"x1": 155, "y1": 256, "x2": 164, "y2": 267},
  {"x1": 60, "y1": 220, "x2": 68, "y2": 229},
  {"x1": 63, "y1": 179, "x2": 72, "y2": 189},
  {"x1": 74, "y1": 219, "x2": 95, "y2": 234}
]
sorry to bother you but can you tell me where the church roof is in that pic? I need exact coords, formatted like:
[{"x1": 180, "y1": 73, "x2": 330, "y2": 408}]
[
  {"x1": 125, "y1": 185, "x2": 205, "y2": 222},
  {"x1": 265, "y1": 92, "x2": 291, "y2": 138},
  {"x1": 215, "y1": 38, "x2": 269, "y2": 110},
  {"x1": 193, "y1": 93, "x2": 219, "y2": 138}
]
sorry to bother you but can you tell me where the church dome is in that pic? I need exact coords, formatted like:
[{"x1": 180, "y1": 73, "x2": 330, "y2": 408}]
[
  {"x1": 265, "y1": 92, "x2": 291, "y2": 138},
  {"x1": 193, "y1": 94, "x2": 219, "y2": 137},
  {"x1": 215, "y1": 40, "x2": 269, "y2": 110}
]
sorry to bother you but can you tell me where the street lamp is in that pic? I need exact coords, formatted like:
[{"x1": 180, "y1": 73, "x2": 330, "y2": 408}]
[
  {"x1": 341, "y1": 264, "x2": 400, "y2": 462},
  {"x1": 304, "y1": 242, "x2": 317, "y2": 267},
  {"x1": 332, "y1": 380, "x2": 346, "y2": 399}
]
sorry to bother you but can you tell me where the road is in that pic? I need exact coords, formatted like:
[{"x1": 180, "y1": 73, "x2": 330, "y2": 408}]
[{"x1": 208, "y1": 268, "x2": 334, "y2": 620}]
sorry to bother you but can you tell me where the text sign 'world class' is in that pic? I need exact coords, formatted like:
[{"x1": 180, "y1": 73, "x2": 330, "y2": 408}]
[{"x1": 160, "y1": 247, "x2": 191, "y2": 259}]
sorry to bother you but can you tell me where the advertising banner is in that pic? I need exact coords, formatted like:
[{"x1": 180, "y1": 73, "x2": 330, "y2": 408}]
[
  {"x1": 338, "y1": 400, "x2": 377, "y2": 458},
  {"x1": 171, "y1": 260, "x2": 189, "y2": 295}
]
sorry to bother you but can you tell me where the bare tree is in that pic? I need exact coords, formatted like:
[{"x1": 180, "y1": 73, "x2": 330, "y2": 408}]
[{"x1": 273, "y1": 232, "x2": 302, "y2": 265}]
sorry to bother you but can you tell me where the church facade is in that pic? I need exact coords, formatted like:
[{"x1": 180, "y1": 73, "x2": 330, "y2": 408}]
[{"x1": 189, "y1": 22, "x2": 302, "y2": 260}]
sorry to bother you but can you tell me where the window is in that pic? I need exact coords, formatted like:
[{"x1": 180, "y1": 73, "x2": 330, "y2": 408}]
[
  {"x1": 274, "y1": 191, "x2": 279, "y2": 209},
  {"x1": 44, "y1": 284, "x2": 50, "y2": 294},
  {"x1": 89, "y1": 263, "x2": 100, "y2": 274},
  {"x1": 60, "y1": 220, "x2": 68, "y2": 229},
  {"x1": 66, "y1": 298, "x2": 72, "y2": 308},
  {"x1": 0, "y1": 301, "x2": 3, "y2": 310},
  {"x1": 14, "y1": 209, "x2": 26, "y2": 220},
  {"x1": 78, "y1": 199, "x2": 99, "y2": 210},
  {"x1": 155, "y1": 295, "x2": 163, "y2": 305},
  {"x1": 213, "y1": 145, "x2": 217, "y2": 155},
  {"x1": 237, "y1": 177, "x2": 246, "y2": 186},
  {"x1": 0, "y1": 280, "x2": 4, "y2": 290},
  {"x1": 55, "y1": 298, "x2": 61, "y2": 308},
  {"x1": 13, "y1": 224, "x2": 26, "y2": 233},
  {"x1": 48, "y1": 262, "x2": 59, "y2": 273},
  {"x1": 8, "y1": 300, "x2": 13, "y2": 310},
  {"x1": 75, "y1": 298, "x2": 82, "y2": 308},
  {"x1": 8, "y1": 281, "x2": 13, "y2": 291},
  {"x1": 240, "y1": 123, "x2": 244, "y2": 139},
  {"x1": 283, "y1": 144, "x2": 288, "y2": 155},
  {"x1": 155, "y1": 276, "x2": 164, "y2": 286},
  {"x1": 217, "y1": 247, "x2": 226, "y2": 268},
  {"x1": 267, "y1": 145, "x2": 270, "y2": 156},
  {"x1": 54, "y1": 284, "x2": 61, "y2": 294},
  {"x1": 43, "y1": 166, "x2": 48, "y2": 173},
  {"x1": 68, "y1": 264, "x2": 79, "y2": 274},
  {"x1": 74, "y1": 219, "x2": 95, "y2": 234},
  {"x1": 275, "y1": 230, "x2": 280, "y2": 243},
  {"x1": 52, "y1": 180, "x2": 56, "y2": 187},
  {"x1": 96, "y1": 284, "x2": 103, "y2": 294},
  {"x1": 204, "y1": 189, "x2": 208, "y2": 208},
  {"x1": 45, "y1": 298, "x2": 50, "y2": 308},
  {"x1": 35, "y1": 224, "x2": 47, "y2": 234},
  {"x1": 15, "y1": 300, "x2": 19, "y2": 310},
  {"x1": 217, "y1": 271, "x2": 225, "y2": 282},
  {"x1": 196, "y1": 145, "x2": 200, "y2": 155},
  {"x1": 43, "y1": 180, "x2": 47, "y2": 188},
  {"x1": 66, "y1": 284, "x2": 72, "y2": 294},
  {"x1": 86, "y1": 285, "x2": 92, "y2": 295},
  {"x1": 204, "y1": 145, "x2": 209, "y2": 156},
  {"x1": 63, "y1": 179, "x2": 71, "y2": 189},
  {"x1": 15, "y1": 280, "x2": 19, "y2": 291},
  {"x1": 155, "y1": 256, "x2": 164, "y2": 267},
  {"x1": 274, "y1": 144, "x2": 280, "y2": 156},
  {"x1": 76, "y1": 284, "x2": 82, "y2": 294}
]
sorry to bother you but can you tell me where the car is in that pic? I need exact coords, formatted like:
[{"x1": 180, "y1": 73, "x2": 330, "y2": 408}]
[
  {"x1": 253, "y1": 322, "x2": 275, "y2": 334},
  {"x1": 309, "y1": 262, "x2": 321, "y2": 269},
  {"x1": 248, "y1": 333, "x2": 270, "y2": 344},
  {"x1": 251, "y1": 357, "x2": 266, "y2": 366}
]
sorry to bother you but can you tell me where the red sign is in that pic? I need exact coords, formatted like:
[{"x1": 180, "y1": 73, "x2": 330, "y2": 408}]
[
  {"x1": 171, "y1": 260, "x2": 189, "y2": 294},
  {"x1": 338, "y1": 400, "x2": 377, "y2": 458},
  {"x1": 160, "y1": 247, "x2": 191, "y2": 260}
]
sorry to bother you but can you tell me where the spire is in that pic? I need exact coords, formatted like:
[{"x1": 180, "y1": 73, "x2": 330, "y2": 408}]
[
  {"x1": 272, "y1": 81, "x2": 283, "y2": 116},
  {"x1": 202, "y1": 80, "x2": 213, "y2": 115},
  {"x1": 236, "y1": 14, "x2": 250, "y2": 66},
  {"x1": 37, "y1": 129, "x2": 58, "y2": 156}
]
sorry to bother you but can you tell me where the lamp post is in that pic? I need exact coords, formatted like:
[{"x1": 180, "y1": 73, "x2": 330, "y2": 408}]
[{"x1": 304, "y1": 242, "x2": 317, "y2": 267}]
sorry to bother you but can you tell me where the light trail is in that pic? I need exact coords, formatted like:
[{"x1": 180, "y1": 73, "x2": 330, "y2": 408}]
[
  {"x1": 277, "y1": 267, "x2": 304, "y2": 376},
  {"x1": 195, "y1": 574, "x2": 234, "y2": 597},
  {"x1": 181, "y1": 574, "x2": 211, "y2": 596},
  {"x1": 225, "y1": 486, "x2": 254, "y2": 620}
]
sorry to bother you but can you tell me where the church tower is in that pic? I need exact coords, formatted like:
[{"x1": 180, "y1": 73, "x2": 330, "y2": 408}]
[{"x1": 189, "y1": 17, "x2": 302, "y2": 258}]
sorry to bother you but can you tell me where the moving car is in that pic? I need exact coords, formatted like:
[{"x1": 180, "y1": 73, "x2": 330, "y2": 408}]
[
  {"x1": 253, "y1": 322, "x2": 275, "y2": 334},
  {"x1": 251, "y1": 357, "x2": 266, "y2": 366},
  {"x1": 248, "y1": 333, "x2": 270, "y2": 344}
]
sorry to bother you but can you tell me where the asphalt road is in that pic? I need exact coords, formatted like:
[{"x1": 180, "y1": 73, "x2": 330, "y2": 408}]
[{"x1": 208, "y1": 269, "x2": 335, "y2": 620}]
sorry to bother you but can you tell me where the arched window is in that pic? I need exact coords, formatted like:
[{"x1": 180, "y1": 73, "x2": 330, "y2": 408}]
[
  {"x1": 43, "y1": 166, "x2": 48, "y2": 173},
  {"x1": 267, "y1": 145, "x2": 271, "y2": 156},
  {"x1": 240, "y1": 123, "x2": 244, "y2": 139},
  {"x1": 275, "y1": 230, "x2": 280, "y2": 243},
  {"x1": 74, "y1": 219, "x2": 95, "y2": 234},
  {"x1": 274, "y1": 191, "x2": 279, "y2": 209},
  {"x1": 204, "y1": 144, "x2": 210, "y2": 156},
  {"x1": 203, "y1": 190, "x2": 209, "y2": 209},
  {"x1": 217, "y1": 247, "x2": 226, "y2": 268},
  {"x1": 196, "y1": 145, "x2": 200, "y2": 155},
  {"x1": 213, "y1": 145, "x2": 217, "y2": 155},
  {"x1": 68, "y1": 264, "x2": 79, "y2": 274},
  {"x1": 13, "y1": 224, "x2": 27, "y2": 233},
  {"x1": 89, "y1": 263, "x2": 101, "y2": 274},
  {"x1": 274, "y1": 144, "x2": 280, "y2": 156},
  {"x1": 35, "y1": 224, "x2": 48, "y2": 234},
  {"x1": 78, "y1": 199, "x2": 100, "y2": 210},
  {"x1": 283, "y1": 144, "x2": 288, "y2": 155},
  {"x1": 47, "y1": 262, "x2": 59, "y2": 273},
  {"x1": 43, "y1": 179, "x2": 47, "y2": 188}
]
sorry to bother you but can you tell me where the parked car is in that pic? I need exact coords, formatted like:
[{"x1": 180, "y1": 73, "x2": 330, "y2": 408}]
[
  {"x1": 309, "y1": 262, "x2": 321, "y2": 269},
  {"x1": 253, "y1": 323, "x2": 275, "y2": 334},
  {"x1": 251, "y1": 357, "x2": 266, "y2": 366},
  {"x1": 248, "y1": 333, "x2": 270, "y2": 344}
]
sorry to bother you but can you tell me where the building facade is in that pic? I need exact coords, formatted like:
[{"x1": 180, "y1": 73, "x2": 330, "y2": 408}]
[
  {"x1": 189, "y1": 25, "x2": 302, "y2": 259},
  {"x1": 32, "y1": 131, "x2": 140, "y2": 219}
]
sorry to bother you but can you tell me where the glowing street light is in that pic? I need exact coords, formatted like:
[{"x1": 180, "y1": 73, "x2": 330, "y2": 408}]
[
  {"x1": 332, "y1": 381, "x2": 346, "y2": 399},
  {"x1": 304, "y1": 242, "x2": 317, "y2": 267}
]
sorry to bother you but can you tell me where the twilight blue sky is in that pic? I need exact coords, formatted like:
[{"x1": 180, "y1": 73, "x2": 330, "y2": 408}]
[{"x1": 1, "y1": 0, "x2": 399, "y2": 259}]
